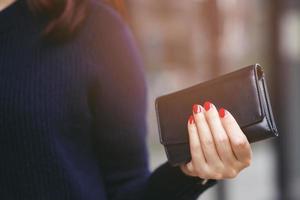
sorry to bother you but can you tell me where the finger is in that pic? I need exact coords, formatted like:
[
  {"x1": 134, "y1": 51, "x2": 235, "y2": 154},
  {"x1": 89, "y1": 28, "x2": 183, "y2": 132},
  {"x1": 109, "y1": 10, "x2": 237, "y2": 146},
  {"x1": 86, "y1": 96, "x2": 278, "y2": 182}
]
[
  {"x1": 181, "y1": 162, "x2": 198, "y2": 177},
  {"x1": 192, "y1": 104, "x2": 222, "y2": 165},
  {"x1": 203, "y1": 101, "x2": 237, "y2": 164},
  {"x1": 219, "y1": 108, "x2": 252, "y2": 164},
  {"x1": 187, "y1": 115, "x2": 207, "y2": 168}
]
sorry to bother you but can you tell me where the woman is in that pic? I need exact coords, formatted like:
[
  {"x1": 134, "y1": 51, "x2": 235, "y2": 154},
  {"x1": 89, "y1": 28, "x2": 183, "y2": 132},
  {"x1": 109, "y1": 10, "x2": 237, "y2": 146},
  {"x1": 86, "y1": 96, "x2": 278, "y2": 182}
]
[{"x1": 0, "y1": 0, "x2": 252, "y2": 199}]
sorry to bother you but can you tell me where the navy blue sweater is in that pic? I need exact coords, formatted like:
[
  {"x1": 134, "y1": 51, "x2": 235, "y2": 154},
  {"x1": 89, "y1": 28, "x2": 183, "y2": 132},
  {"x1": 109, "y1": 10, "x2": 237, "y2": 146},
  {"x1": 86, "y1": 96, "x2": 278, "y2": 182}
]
[{"x1": 0, "y1": 1, "x2": 216, "y2": 199}]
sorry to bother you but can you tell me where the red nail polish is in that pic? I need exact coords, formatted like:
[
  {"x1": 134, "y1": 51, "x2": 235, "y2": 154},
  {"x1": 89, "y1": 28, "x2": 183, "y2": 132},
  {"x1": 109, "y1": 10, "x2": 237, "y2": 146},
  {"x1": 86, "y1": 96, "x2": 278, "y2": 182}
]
[
  {"x1": 204, "y1": 101, "x2": 212, "y2": 111},
  {"x1": 188, "y1": 115, "x2": 195, "y2": 124},
  {"x1": 193, "y1": 104, "x2": 202, "y2": 114},
  {"x1": 219, "y1": 108, "x2": 226, "y2": 118}
]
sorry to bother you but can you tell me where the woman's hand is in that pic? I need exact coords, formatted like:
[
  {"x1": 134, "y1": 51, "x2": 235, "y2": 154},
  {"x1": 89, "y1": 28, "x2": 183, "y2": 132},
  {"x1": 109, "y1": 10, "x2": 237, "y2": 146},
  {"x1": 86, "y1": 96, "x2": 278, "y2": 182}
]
[{"x1": 180, "y1": 102, "x2": 252, "y2": 180}]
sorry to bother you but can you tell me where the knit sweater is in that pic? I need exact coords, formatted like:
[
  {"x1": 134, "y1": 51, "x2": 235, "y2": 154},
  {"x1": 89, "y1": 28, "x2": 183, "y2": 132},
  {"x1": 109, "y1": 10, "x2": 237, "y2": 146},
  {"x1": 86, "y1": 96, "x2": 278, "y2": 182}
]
[{"x1": 0, "y1": 1, "x2": 216, "y2": 199}]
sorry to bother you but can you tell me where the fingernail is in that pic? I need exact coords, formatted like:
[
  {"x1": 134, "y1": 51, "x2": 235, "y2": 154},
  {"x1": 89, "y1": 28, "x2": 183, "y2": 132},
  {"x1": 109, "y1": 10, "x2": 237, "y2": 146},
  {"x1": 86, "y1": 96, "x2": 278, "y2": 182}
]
[
  {"x1": 193, "y1": 104, "x2": 202, "y2": 114},
  {"x1": 219, "y1": 108, "x2": 226, "y2": 118},
  {"x1": 188, "y1": 115, "x2": 195, "y2": 124},
  {"x1": 204, "y1": 101, "x2": 212, "y2": 111}
]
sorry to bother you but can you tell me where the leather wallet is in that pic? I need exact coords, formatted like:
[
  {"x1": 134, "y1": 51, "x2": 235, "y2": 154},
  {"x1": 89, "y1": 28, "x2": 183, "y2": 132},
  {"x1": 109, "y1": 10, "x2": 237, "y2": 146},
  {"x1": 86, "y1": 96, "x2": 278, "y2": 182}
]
[{"x1": 155, "y1": 64, "x2": 278, "y2": 166}]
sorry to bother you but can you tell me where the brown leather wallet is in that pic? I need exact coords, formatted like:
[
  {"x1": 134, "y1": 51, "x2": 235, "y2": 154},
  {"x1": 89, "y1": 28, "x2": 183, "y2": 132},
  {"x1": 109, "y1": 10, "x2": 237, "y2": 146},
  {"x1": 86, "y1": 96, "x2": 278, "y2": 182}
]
[{"x1": 155, "y1": 64, "x2": 278, "y2": 166}]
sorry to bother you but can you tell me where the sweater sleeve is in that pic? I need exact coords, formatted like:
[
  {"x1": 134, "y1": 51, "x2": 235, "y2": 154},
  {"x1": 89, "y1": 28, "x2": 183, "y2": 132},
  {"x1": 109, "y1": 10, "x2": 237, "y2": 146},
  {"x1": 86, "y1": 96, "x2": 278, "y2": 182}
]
[{"x1": 87, "y1": 3, "x2": 216, "y2": 200}]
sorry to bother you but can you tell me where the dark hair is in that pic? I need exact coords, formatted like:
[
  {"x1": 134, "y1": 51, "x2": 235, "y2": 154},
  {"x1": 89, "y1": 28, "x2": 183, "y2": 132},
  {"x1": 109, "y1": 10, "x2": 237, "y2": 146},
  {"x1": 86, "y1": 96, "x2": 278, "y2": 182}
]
[
  {"x1": 26, "y1": 0, "x2": 127, "y2": 41},
  {"x1": 27, "y1": 0, "x2": 90, "y2": 41}
]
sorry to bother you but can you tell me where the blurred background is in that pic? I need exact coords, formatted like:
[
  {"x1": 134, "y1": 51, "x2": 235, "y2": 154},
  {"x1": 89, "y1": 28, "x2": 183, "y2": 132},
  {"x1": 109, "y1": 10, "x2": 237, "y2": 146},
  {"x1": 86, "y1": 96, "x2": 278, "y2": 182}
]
[{"x1": 115, "y1": 0, "x2": 299, "y2": 199}]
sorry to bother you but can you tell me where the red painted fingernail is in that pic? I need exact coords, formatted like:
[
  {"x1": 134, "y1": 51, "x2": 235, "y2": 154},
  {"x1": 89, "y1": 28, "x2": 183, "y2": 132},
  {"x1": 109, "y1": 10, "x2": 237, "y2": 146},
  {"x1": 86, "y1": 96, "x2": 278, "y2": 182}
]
[
  {"x1": 219, "y1": 108, "x2": 226, "y2": 118},
  {"x1": 204, "y1": 101, "x2": 212, "y2": 111},
  {"x1": 188, "y1": 115, "x2": 195, "y2": 124},
  {"x1": 193, "y1": 104, "x2": 202, "y2": 114}
]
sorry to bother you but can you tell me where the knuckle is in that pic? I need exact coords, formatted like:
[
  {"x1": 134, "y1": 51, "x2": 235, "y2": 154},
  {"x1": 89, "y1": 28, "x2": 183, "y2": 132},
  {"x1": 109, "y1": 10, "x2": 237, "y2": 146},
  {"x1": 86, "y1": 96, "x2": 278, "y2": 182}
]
[
  {"x1": 216, "y1": 135, "x2": 228, "y2": 144},
  {"x1": 201, "y1": 138, "x2": 214, "y2": 147},
  {"x1": 233, "y1": 138, "x2": 249, "y2": 149},
  {"x1": 226, "y1": 168, "x2": 237, "y2": 179},
  {"x1": 186, "y1": 162, "x2": 194, "y2": 171},
  {"x1": 243, "y1": 158, "x2": 252, "y2": 167}
]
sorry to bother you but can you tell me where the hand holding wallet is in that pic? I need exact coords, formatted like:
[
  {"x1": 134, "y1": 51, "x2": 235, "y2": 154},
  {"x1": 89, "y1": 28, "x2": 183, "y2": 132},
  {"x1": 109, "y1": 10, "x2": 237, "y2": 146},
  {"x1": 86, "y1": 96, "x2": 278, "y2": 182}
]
[{"x1": 155, "y1": 64, "x2": 278, "y2": 166}]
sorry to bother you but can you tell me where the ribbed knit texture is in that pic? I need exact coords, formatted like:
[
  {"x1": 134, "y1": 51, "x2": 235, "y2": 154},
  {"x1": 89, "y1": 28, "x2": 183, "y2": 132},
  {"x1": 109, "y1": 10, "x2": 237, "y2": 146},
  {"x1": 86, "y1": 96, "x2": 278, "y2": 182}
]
[{"x1": 0, "y1": 1, "x2": 216, "y2": 199}]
